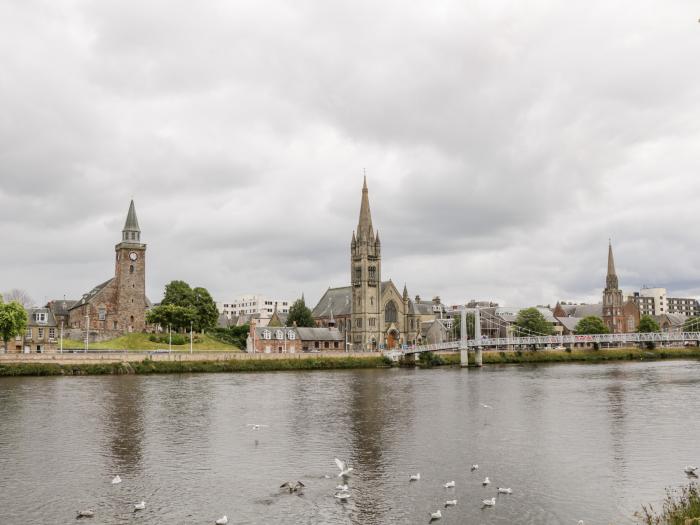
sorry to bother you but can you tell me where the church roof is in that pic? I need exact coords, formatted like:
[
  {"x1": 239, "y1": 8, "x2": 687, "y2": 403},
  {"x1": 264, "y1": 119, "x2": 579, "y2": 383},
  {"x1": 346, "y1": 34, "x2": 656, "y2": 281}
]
[
  {"x1": 123, "y1": 200, "x2": 140, "y2": 232},
  {"x1": 559, "y1": 303, "x2": 604, "y2": 318},
  {"x1": 556, "y1": 316, "x2": 582, "y2": 332},
  {"x1": 312, "y1": 286, "x2": 352, "y2": 318},
  {"x1": 69, "y1": 278, "x2": 114, "y2": 310}
]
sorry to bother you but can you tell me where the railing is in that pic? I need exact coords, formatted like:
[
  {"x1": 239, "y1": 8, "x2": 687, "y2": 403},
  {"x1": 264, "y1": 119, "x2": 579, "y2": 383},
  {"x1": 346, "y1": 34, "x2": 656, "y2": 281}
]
[{"x1": 403, "y1": 332, "x2": 700, "y2": 354}]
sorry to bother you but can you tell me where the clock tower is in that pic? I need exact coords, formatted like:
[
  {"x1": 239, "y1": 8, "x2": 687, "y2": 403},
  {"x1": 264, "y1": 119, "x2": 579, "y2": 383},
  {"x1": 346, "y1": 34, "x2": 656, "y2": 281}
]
[{"x1": 114, "y1": 200, "x2": 147, "y2": 332}]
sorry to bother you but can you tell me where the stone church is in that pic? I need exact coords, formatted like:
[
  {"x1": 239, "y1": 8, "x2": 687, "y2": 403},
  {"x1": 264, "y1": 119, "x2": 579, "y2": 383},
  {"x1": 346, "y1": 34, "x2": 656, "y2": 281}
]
[
  {"x1": 312, "y1": 179, "x2": 443, "y2": 351},
  {"x1": 68, "y1": 200, "x2": 150, "y2": 337},
  {"x1": 602, "y1": 241, "x2": 639, "y2": 333}
]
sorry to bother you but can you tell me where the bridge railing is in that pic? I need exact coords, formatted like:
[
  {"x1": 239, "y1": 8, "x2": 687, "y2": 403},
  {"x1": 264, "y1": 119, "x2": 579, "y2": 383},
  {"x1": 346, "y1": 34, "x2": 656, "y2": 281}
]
[{"x1": 403, "y1": 332, "x2": 700, "y2": 355}]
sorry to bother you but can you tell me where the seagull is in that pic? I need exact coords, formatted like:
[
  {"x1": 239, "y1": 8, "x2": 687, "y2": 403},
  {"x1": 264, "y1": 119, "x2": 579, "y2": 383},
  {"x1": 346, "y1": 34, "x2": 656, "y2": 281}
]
[
  {"x1": 444, "y1": 500, "x2": 457, "y2": 507},
  {"x1": 443, "y1": 480, "x2": 455, "y2": 488},
  {"x1": 335, "y1": 458, "x2": 354, "y2": 477},
  {"x1": 76, "y1": 509, "x2": 94, "y2": 518},
  {"x1": 246, "y1": 424, "x2": 268, "y2": 431},
  {"x1": 430, "y1": 509, "x2": 442, "y2": 521},
  {"x1": 111, "y1": 475, "x2": 122, "y2": 484},
  {"x1": 280, "y1": 481, "x2": 305, "y2": 493},
  {"x1": 335, "y1": 484, "x2": 348, "y2": 491},
  {"x1": 684, "y1": 465, "x2": 698, "y2": 474},
  {"x1": 215, "y1": 516, "x2": 228, "y2": 525},
  {"x1": 134, "y1": 501, "x2": 146, "y2": 511},
  {"x1": 497, "y1": 487, "x2": 512, "y2": 494},
  {"x1": 471, "y1": 464, "x2": 479, "y2": 471},
  {"x1": 482, "y1": 477, "x2": 491, "y2": 486},
  {"x1": 481, "y1": 404, "x2": 493, "y2": 409},
  {"x1": 482, "y1": 497, "x2": 496, "y2": 507},
  {"x1": 334, "y1": 491, "x2": 351, "y2": 501},
  {"x1": 409, "y1": 473, "x2": 420, "y2": 481}
]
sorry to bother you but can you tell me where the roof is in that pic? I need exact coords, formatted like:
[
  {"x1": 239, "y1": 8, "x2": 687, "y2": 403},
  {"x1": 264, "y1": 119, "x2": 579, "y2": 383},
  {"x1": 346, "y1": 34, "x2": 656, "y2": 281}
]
[
  {"x1": 556, "y1": 316, "x2": 582, "y2": 332},
  {"x1": 46, "y1": 299, "x2": 77, "y2": 317},
  {"x1": 254, "y1": 326, "x2": 344, "y2": 341},
  {"x1": 312, "y1": 286, "x2": 352, "y2": 318},
  {"x1": 495, "y1": 307, "x2": 558, "y2": 324},
  {"x1": 27, "y1": 307, "x2": 57, "y2": 327},
  {"x1": 559, "y1": 303, "x2": 604, "y2": 318},
  {"x1": 70, "y1": 278, "x2": 114, "y2": 310},
  {"x1": 123, "y1": 200, "x2": 140, "y2": 232}
]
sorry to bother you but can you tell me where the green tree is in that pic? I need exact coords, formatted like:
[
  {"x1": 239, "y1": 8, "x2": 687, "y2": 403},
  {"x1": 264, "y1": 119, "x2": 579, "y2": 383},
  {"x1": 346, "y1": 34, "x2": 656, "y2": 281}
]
[
  {"x1": 0, "y1": 300, "x2": 28, "y2": 353},
  {"x1": 683, "y1": 316, "x2": 700, "y2": 332},
  {"x1": 513, "y1": 307, "x2": 554, "y2": 336},
  {"x1": 210, "y1": 324, "x2": 249, "y2": 349},
  {"x1": 146, "y1": 304, "x2": 196, "y2": 332},
  {"x1": 286, "y1": 297, "x2": 315, "y2": 327},
  {"x1": 192, "y1": 287, "x2": 219, "y2": 332},
  {"x1": 574, "y1": 316, "x2": 610, "y2": 335},
  {"x1": 162, "y1": 280, "x2": 195, "y2": 308},
  {"x1": 637, "y1": 315, "x2": 660, "y2": 333}
]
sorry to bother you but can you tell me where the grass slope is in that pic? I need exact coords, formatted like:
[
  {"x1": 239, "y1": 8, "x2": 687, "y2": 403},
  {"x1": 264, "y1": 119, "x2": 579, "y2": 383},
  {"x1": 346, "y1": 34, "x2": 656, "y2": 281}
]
[{"x1": 61, "y1": 332, "x2": 239, "y2": 352}]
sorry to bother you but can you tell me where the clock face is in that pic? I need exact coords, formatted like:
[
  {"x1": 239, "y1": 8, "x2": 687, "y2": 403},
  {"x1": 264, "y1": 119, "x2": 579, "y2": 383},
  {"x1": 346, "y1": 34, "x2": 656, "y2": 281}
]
[{"x1": 129, "y1": 251, "x2": 138, "y2": 261}]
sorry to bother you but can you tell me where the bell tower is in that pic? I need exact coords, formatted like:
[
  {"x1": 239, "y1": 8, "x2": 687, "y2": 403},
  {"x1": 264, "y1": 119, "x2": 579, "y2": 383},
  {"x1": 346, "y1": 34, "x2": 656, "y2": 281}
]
[
  {"x1": 114, "y1": 200, "x2": 147, "y2": 332},
  {"x1": 602, "y1": 240, "x2": 624, "y2": 333},
  {"x1": 350, "y1": 177, "x2": 382, "y2": 351}
]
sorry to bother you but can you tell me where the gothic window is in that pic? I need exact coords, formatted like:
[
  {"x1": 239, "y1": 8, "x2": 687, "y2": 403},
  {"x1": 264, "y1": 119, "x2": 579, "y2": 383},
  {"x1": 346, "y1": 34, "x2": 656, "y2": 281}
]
[
  {"x1": 368, "y1": 266, "x2": 376, "y2": 282},
  {"x1": 370, "y1": 297, "x2": 374, "y2": 306},
  {"x1": 130, "y1": 265, "x2": 134, "y2": 274},
  {"x1": 354, "y1": 266, "x2": 362, "y2": 284},
  {"x1": 410, "y1": 319, "x2": 414, "y2": 330},
  {"x1": 275, "y1": 330, "x2": 284, "y2": 340},
  {"x1": 287, "y1": 330, "x2": 296, "y2": 340},
  {"x1": 369, "y1": 318, "x2": 376, "y2": 327},
  {"x1": 98, "y1": 308, "x2": 106, "y2": 321},
  {"x1": 385, "y1": 301, "x2": 397, "y2": 323},
  {"x1": 356, "y1": 318, "x2": 362, "y2": 328},
  {"x1": 262, "y1": 330, "x2": 271, "y2": 340}
]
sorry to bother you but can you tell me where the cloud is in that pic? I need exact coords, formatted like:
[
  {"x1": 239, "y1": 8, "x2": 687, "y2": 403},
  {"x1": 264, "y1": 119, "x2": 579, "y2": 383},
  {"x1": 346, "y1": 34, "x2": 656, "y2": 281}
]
[{"x1": 1, "y1": 0, "x2": 699, "y2": 309}]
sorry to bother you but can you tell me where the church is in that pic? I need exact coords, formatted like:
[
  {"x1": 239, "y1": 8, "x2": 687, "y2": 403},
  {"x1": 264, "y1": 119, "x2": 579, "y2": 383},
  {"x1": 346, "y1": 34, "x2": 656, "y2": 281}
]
[
  {"x1": 67, "y1": 200, "x2": 150, "y2": 338},
  {"x1": 312, "y1": 179, "x2": 444, "y2": 351}
]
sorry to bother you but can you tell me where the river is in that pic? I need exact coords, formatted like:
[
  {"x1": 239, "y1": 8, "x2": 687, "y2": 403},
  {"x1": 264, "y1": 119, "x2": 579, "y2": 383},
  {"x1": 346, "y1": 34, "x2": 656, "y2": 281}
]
[{"x1": 1, "y1": 360, "x2": 699, "y2": 524}]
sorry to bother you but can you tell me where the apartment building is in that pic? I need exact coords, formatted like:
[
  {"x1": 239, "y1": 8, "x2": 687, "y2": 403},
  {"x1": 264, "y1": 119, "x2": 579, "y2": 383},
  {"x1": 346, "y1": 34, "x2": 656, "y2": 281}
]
[{"x1": 217, "y1": 294, "x2": 291, "y2": 320}]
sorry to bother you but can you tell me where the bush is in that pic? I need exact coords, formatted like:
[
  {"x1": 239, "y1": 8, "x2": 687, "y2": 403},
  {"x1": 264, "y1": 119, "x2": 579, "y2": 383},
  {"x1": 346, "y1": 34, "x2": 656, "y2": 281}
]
[
  {"x1": 147, "y1": 333, "x2": 187, "y2": 345},
  {"x1": 418, "y1": 351, "x2": 445, "y2": 368},
  {"x1": 637, "y1": 483, "x2": 700, "y2": 524}
]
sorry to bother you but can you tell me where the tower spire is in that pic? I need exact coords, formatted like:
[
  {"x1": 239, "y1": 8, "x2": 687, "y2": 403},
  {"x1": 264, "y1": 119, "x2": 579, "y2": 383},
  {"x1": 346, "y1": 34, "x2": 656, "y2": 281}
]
[
  {"x1": 357, "y1": 176, "x2": 373, "y2": 241},
  {"x1": 122, "y1": 199, "x2": 141, "y2": 242},
  {"x1": 606, "y1": 240, "x2": 618, "y2": 290}
]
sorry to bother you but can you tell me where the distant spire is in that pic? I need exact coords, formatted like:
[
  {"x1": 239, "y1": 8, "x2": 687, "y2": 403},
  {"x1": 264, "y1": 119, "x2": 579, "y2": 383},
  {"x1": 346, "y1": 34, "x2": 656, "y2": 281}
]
[
  {"x1": 122, "y1": 200, "x2": 141, "y2": 242},
  {"x1": 374, "y1": 230, "x2": 380, "y2": 244},
  {"x1": 402, "y1": 283, "x2": 408, "y2": 301},
  {"x1": 606, "y1": 240, "x2": 619, "y2": 290},
  {"x1": 357, "y1": 176, "x2": 374, "y2": 241}
]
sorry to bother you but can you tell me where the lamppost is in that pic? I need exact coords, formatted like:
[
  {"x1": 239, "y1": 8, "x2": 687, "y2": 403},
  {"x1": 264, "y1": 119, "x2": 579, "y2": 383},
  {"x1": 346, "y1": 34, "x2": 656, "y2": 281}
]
[
  {"x1": 190, "y1": 321, "x2": 193, "y2": 354},
  {"x1": 84, "y1": 315, "x2": 89, "y2": 353},
  {"x1": 168, "y1": 323, "x2": 172, "y2": 353},
  {"x1": 60, "y1": 320, "x2": 64, "y2": 354}
]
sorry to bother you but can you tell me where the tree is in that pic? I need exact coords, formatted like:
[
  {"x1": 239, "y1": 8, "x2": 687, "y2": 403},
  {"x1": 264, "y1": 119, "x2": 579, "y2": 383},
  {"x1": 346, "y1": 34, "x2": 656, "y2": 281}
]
[
  {"x1": 637, "y1": 315, "x2": 660, "y2": 333},
  {"x1": 2, "y1": 288, "x2": 34, "y2": 309},
  {"x1": 574, "y1": 316, "x2": 610, "y2": 335},
  {"x1": 0, "y1": 300, "x2": 28, "y2": 353},
  {"x1": 146, "y1": 304, "x2": 196, "y2": 332},
  {"x1": 162, "y1": 280, "x2": 195, "y2": 308},
  {"x1": 450, "y1": 312, "x2": 475, "y2": 340},
  {"x1": 192, "y1": 287, "x2": 219, "y2": 332},
  {"x1": 513, "y1": 308, "x2": 554, "y2": 336},
  {"x1": 286, "y1": 297, "x2": 315, "y2": 327}
]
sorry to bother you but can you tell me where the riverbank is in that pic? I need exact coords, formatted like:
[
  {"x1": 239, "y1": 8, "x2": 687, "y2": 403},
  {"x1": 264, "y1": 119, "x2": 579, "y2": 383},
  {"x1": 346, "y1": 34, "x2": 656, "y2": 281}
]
[
  {"x1": 0, "y1": 353, "x2": 391, "y2": 376},
  {"x1": 429, "y1": 346, "x2": 700, "y2": 366}
]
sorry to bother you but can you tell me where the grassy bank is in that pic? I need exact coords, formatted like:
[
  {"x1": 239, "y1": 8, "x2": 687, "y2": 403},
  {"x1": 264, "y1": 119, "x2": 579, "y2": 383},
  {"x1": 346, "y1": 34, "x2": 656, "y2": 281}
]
[
  {"x1": 637, "y1": 483, "x2": 700, "y2": 524},
  {"x1": 428, "y1": 346, "x2": 700, "y2": 366},
  {"x1": 0, "y1": 356, "x2": 391, "y2": 377},
  {"x1": 62, "y1": 332, "x2": 239, "y2": 352}
]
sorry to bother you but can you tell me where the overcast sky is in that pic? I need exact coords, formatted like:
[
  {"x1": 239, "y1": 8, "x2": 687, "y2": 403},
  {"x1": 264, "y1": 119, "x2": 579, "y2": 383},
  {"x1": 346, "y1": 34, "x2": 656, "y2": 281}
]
[{"x1": 2, "y1": 0, "x2": 700, "y2": 309}]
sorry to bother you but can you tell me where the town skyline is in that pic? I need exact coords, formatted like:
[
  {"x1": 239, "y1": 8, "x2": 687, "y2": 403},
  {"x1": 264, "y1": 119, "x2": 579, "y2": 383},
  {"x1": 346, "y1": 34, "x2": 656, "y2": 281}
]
[{"x1": 2, "y1": 1, "x2": 700, "y2": 308}]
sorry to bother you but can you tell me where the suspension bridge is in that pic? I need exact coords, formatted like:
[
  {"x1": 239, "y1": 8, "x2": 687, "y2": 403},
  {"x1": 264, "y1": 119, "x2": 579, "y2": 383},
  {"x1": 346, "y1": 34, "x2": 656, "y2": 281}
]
[{"x1": 388, "y1": 307, "x2": 700, "y2": 367}]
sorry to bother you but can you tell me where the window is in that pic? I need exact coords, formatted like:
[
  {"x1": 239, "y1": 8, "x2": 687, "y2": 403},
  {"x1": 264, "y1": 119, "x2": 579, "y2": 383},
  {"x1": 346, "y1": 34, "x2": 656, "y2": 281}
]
[
  {"x1": 262, "y1": 330, "x2": 271, "y2": 340},
  {"x1": 113, "y1": 321, "x2": 118, "y2": 329},
  {"x1": 275, "y1": 330, "x2": 284, "y2": 340},
  {"x1": 25, "y1": 328, "x2": 32, "y2": 338},
  {"x1": 356, "y1": 318, "x2": 362, "y2": 328},
  {"x1": 324, "y1": 341, "x2": 329, "y2": 349},
  {"x1": 38, "y1": 328, "x2": 44, "y2": 339},
  {"x1": 354, "y1": 266, "x2": 362, "y2": 283},
  {"x1": 334, "y1": 342, "x2": 339, "y2": 348},
  {"x1": 314, "y1": 341, "x2": 319, "y2": 348},
  {"x1": 35, "y1": 312, "x2": 47, "y2": 323},
  {"x1": 287, "y1": 331, "x2": 296, "y2": 340},
  {"x1": 49, "y1": 328, "x2": 56, "y2": 339},
  {"x1": 98, "y1": 308, "x2": 106, "y2": 321},
  {"x1": 369, "y1": 318, "x2": 376, "y2": 327},
  {"x1": 368, "y1": 266, "x2": 376, "y2": 282},
  {"x1": 385, "y1": 301, "x2": 397, "y2": 323},
  {"x1": 130, "y1": 265, "x2": 134, "y2": 274}
]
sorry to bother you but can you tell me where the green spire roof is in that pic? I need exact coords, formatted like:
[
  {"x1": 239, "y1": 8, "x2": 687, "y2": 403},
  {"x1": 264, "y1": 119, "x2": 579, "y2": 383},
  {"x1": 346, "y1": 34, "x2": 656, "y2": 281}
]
[
  {"x1": 356, "y1": 176, "x2": 374, "y2": 241},
  {"x1": 123, "y1": 200, "x2": 140, "y2": 232}
]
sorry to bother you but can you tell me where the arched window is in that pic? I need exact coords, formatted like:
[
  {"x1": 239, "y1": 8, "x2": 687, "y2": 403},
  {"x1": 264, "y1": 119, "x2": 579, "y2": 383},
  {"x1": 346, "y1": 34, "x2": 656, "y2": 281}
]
[
  {"x1": 262, "y1": 330, "x2": 271, "y2": 340},
  {"x1": 275, "y1": 330, "x2": 284, "y2": 340},
  {"x1": 129, "y1": 265, "x2": 134, "y2": 274},
  {"x1": 385, "y1": 301, "x2": 397, "y2": 323},
  {"x1": 287, "y1": 330, "x2": 296, "y2": 340}
]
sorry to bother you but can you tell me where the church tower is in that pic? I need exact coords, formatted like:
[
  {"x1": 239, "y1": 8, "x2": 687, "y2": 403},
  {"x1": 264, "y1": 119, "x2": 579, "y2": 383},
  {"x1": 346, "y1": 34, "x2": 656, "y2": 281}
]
[
  {"x1": 114, "y1": 200, "x2": 147, "y2": 332},
  {"x1": 350, "y1": 177, "x2": 382, "y2": 351},
  {"x1": 602, "y1": 241, "x2": 624, "y2": 333}
]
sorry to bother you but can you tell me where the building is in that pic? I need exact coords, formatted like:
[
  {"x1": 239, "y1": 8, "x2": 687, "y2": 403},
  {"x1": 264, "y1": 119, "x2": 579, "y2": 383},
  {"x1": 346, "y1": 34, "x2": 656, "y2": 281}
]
[
  {"x1": 68, "y1": 200, "x2": 150, "y2": 338},
  {"x1": 6, "y1": 307, "x2": 60, "y2": 353},
  {"x1": 312, "y1": 178, "x2": 444, "y2": 351},
  {"x1": 46, "y1": 299, "x2": 76, "y2": 329},
  {"x1": 217, "y1": 294, "x2": 291, "y2": 326},
  {"x1": 602, "y1": 242, "x2": 639, "y2": 333},
  {"x1": 246, "y1": 322, "x2": 345, "y2": 353},
  {"x1": 627, "y1": 287, "x2": 699, "y2": 317}
]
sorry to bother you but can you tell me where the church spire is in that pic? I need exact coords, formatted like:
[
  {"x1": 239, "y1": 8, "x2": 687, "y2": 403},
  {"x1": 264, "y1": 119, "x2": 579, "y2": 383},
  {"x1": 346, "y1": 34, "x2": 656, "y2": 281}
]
[
  {"x1": 606, "y1": 240, "x2": 619, "y2": 290},
  {"x1": 357, "y1": 176, "x2": 374, "y2": 241},
  {"x1": 122, "y1": 200, "x2": 141, "y2": 242}
]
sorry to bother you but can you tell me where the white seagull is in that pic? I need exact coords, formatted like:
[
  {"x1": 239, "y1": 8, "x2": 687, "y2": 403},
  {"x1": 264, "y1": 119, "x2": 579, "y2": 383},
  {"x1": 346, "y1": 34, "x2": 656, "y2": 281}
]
[
  {"x1": 471, "y1": 464, "x2": 479, "y2": 471},
  {"x1": 498, "y1": 487, "x2": 512, "y2": 494},
  {"x1": 684, "y1": 465, "x2": 698, "y2": 474},
  {"x1": 444, "y1": 500, "x2": 457, "y2": 507},
  {"x1": 76, "y1": 509, "x2": 94, "y2": 518},
  {"x1": 335, "y1": 458, "x2": 354, "y2": 477},
  {"x1": 334, "y1": 491, "x2": 351, "y2": 501},
  {"x1": 482, "y1": 497, "x2": 496, "y2": 507},
  {"x1": 246, "y1": 424, "x2": 268, "y2": 431},
  {"x1": 481, "y1": 404, "x2": 493, "y2": 409},
  {"x1": 111, "y1": 475, "x2": 122, "y2": 485},
  {"x1": 335, "y1": 484, "x2": 348, "y2": 491},
  {"x1": 443, "y1": 480, "x2": 455, "y2": 488},
  {"x1": 430, "y1": 509, "x2": 442, "y2": 521},
  {"x1": 409, "y1": 473, "x2": 420, "y2": 481},
  {"x1": 215, "y1": 516, "x2": 228, "y2": 525},
  {"x1": 280, "y1": 481, "x2": 305, "y2": 493},
  {"x1": 134, "y1": 501, "x2": 146, "y2": 511},
  {"x1": 482, "y1": 477, "x2": 491, "y2": 486}
]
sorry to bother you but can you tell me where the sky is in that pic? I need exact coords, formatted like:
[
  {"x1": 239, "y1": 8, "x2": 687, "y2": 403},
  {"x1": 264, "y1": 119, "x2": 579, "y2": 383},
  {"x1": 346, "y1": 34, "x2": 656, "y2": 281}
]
[{"x1": 2, "y1": 0, "x2": 700, "y2": 309}]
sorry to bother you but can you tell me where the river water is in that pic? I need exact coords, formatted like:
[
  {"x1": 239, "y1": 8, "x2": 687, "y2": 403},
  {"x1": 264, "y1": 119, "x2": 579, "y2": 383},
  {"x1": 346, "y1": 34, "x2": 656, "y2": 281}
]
[{"x1": 1, "y1": 360, "x2": 699, "y2": 524}]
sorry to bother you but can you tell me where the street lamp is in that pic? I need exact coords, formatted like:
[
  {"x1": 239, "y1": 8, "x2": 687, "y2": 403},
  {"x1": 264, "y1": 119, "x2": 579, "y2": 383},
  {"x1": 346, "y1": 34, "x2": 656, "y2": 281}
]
[
  {"x1": 60, "y1": 320, "x2": 64, "y2": 354},
  {"x1": 168, "y1": 323, "x2": 172, "y2": 353},
  {"x1": 84, "y1": 315, "x2": 89, "y2": 353},
  {"x1": 190, "y1": 321, "x2": 193, "y2": 354}
]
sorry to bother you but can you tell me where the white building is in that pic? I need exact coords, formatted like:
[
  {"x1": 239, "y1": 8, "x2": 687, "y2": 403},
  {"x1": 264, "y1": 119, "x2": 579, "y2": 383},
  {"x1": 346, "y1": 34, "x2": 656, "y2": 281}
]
[
  {"x1": 217, "y1": 294, "x2": 291, "y2": 320},
  {"x1": 627, "y1": 287, "x2": 699, "y2": 317}
]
